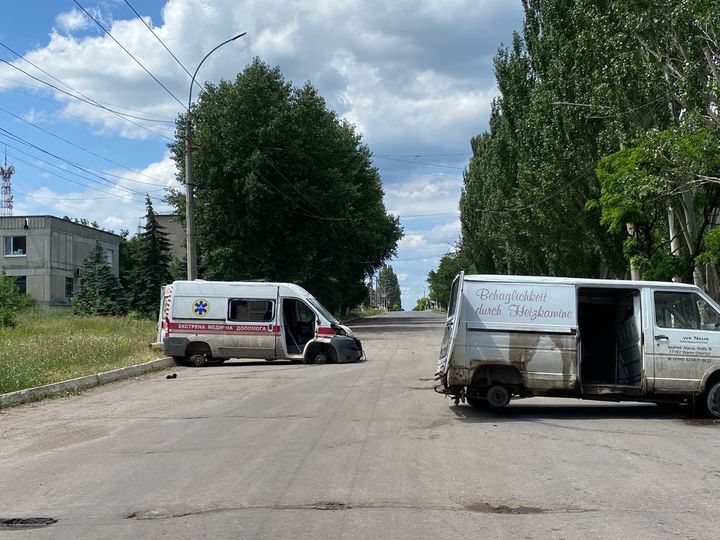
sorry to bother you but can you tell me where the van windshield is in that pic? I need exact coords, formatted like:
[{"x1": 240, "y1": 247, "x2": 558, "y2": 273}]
[{"x1": 307, "y1": 297, "x2": 338, "y2": 324}]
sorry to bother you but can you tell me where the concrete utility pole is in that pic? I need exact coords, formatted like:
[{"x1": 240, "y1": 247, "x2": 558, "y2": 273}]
[{"x1": 185, "y1": 33, "x2": 246, "y2": 280}]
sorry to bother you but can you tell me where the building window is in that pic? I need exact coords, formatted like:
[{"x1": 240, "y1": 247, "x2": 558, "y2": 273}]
[
  {"x1": 15, "y1": 276, "x2": 26, "y2": 294},
  {"x1": 65, "y1": 277, "x2": 74, "y2": 298},
  {"x1": 3, "y1": 236, "x2": 26, "y2": 256},
  {"x1": 228, "y1": 299, "x2": 275, "y2": 322},
  {"x1": 105, "y1": 248, "x2": 113, "y2": 266}
]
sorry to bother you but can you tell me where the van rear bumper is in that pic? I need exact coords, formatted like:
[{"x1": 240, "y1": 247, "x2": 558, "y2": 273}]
[{"x1": 163, "y1": 337, "x2": 190, "y2": 358}]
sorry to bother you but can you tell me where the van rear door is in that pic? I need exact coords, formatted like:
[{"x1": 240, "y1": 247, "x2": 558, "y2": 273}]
[{"x1": 436, "y1": 271, "x2": 464, "y2": 383}]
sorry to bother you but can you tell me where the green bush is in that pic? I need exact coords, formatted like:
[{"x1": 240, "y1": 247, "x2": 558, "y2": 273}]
[{"x1": 0, "y1": 272, "x2": 34, "y2": 328}]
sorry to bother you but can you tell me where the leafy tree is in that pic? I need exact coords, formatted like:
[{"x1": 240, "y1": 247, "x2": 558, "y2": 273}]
[
  {"x1": 126, "y1": 196, "x2": 173, "y2": 317},
  {"x1": 428, "y1": 251, "x2": 477, "y2": 309},
  {"x1": 378, "y1": 265, "x2": 402, "y2": 310},
  {"x1": 73, "y1": 243, "x2": 128, "y2": 316},
  {"x1": 460, "y1": 0, "x2": 720, "y2": 292},
  {"x1": 168, "y1": 59, "x2": 402, "y2": 312},
  {"x1": 594, "y1": 118, "x2": 720, "y2": 284}
]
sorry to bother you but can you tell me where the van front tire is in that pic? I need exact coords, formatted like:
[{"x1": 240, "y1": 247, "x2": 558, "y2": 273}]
[{"x1": 704, "y1": 380, "x2": 720, "y2": 419}]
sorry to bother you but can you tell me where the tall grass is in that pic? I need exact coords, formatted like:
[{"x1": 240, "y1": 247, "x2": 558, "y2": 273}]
[{"x1": 0, "y1": 307, "x2": 158, "y2": 394}]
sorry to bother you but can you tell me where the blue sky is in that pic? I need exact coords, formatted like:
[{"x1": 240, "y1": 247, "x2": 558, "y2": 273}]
[{"x1": 0, "y1": 0, "x2": 524, "y2": 308}]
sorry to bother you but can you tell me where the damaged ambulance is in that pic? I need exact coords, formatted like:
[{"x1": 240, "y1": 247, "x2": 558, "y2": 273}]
[{"x1": 157, "y1": 280, "x2": 363, "y2": 366}]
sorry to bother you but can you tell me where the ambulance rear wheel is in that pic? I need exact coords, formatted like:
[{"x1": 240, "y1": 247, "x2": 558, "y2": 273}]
[
  {"x1": 486, "y1": 385, "x2": 510, "y2": 408},
  {"x1": 191, "y1": 354, "x2": 207, "y2": 368}
]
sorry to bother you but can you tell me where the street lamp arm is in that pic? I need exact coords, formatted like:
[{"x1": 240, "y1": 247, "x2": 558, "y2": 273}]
[
  {"x1": 185, "y1": 31, "x2": 246, "y2": 281},
  {"x1": 188, "y1": 32, "x2": 247, "y2": 111}
]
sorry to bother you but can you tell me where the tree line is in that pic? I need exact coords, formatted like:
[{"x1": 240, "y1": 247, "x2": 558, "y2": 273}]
[
  {"x1": 2, "y1": 59, "x2": 402, "y2": 324},
  {"x1": 429, "y1": 0, "x2": 720, "y2": 304}
]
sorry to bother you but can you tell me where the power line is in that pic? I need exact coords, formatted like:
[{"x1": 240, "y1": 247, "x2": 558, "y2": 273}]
[
  {"x1": 4, "y1": 149, "x2": 147, "y2": 202},
  {"x1": 123, "y1": 0, "x2": 202, "y2": 94},
  {"x1": 373, "y1": 156, "x2": 465, "y2": 170},
  {"x1": 73, "y1": 0, "x2": 186, "y2": 110},
  {"x1": 0, "y1": 106, "x2": 170, "y2": 187},
  {"x1": 0, "y1": 58, "x2": 176, "y2": 141},
  {"x1": 0, "y1": 41, "x2": 174, "y2": 124},
  {"x1": 374, "y1": 153, "x2": 471, "y2": 158},
  {"x1": 0, "y1": 129, "x2": 161, "y2": 201}
]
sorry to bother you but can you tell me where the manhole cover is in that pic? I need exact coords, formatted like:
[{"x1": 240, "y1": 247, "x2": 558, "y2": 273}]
[{"x1": 0, "y1": 517, "x2": 58, "y2": 530}]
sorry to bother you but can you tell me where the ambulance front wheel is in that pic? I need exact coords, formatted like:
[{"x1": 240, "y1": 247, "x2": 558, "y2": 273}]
[
  {"x1": 486, "y1": 385, "x2": 511, "y2": 408},
  {"x1": 191, "y1": 354, "x2": 207, "y2": 368}
]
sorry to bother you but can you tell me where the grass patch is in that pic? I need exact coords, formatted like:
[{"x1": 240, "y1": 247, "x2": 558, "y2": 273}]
[{"x1": 0, "y1": 306, "x2": 158, "y2": 394}]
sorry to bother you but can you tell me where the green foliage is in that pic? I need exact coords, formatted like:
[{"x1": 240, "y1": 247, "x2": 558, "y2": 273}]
[
  {"x1": 126, "y1": 196, "x2": 173, "y2": 318},
  {"x1": 461, "y1": 0, "x2": 720, "y2": 289},
  {"x1": 168, "y1": 59, "x2": 402, "y2": 312},
  {"x1": 427, "y1": 251, "x2": 477, "y2": 309},
  {"x1": 0, "y1": 272, "x2": 30, "y2": 327},
  {"x1": 414, "y1": 296, "x2": 430, "y2": 311},
  {"x1": 73, "y1": 243, "x2": 128, "y2": 316},
  {"x1": 378, "y1": 265, "x2": 402, "y2": 310}
]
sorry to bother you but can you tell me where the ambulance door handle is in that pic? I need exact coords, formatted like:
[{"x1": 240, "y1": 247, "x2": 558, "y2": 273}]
[{"x1": 654, "y1": 335, "x2": 669, "y2": 341}]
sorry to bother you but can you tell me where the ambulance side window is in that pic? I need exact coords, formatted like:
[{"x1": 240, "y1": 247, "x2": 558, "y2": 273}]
[
  {"x1": 654, "y1": 291, "x2": 720, "y2": 330},
  {"x1": 228, "y1": 299, "x2": 275, "y2": 322}
]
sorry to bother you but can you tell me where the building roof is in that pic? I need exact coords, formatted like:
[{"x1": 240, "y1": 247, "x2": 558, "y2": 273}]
[{"x1": 0, "y1": 215, "x2": 122, "y2": 239}]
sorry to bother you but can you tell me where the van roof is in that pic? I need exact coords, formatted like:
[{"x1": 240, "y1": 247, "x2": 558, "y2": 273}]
[
  {"x1": 169, "y1": 280, "x2": 312, "y2": 297},
  {"x1": 463, "y1": 274, "x2": 700, "y2": 291}
]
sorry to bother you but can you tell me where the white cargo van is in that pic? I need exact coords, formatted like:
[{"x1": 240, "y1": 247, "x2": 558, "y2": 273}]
[
  {"x1": 157, "y1": 280, "x2": 363, "y2": 366},
  {"x1": 435, "y1": 273, "x2": 720, "y2": 418}
]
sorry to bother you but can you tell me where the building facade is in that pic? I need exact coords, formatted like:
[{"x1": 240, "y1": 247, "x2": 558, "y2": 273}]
[
  {"x1": 0, "y1": 215, "x2": 121, "y2": 305},
  {"x1": 155, "y1": 214, "x2": 185, "y2": 261}
]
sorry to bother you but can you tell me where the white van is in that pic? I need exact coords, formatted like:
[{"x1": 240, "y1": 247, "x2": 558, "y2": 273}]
[
  {"x1": 157, "y1": 280, "x2": 363, "y2": 366},
  {"x1": 435, "y1": 273, "x2": 720, "y2": 418}
]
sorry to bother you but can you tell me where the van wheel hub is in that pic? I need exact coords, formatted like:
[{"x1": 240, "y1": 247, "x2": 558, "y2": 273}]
[{"x1": 487, "y1": 385, "x2": 510, "y2": 408}]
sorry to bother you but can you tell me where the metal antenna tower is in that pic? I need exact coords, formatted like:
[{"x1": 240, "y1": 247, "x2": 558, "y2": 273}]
[{"x1": 0, "y1": 150, "x2": 15, "y2": 217}]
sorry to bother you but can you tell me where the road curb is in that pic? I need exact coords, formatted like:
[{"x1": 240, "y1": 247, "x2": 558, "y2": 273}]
[{"x1": 0, "y1": 357, "x2": 176, "y2": 409}]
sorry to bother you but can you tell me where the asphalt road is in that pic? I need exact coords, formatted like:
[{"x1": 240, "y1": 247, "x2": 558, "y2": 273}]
[{"x1": 1, "y1": 310, "x2": 719, "y2": 539}]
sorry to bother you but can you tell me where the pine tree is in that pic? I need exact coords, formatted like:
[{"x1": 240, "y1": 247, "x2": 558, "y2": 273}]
[
  {"x1": 127, "y1": 195, "x2": 173, "y2": 317},
  {"x1": 73, "y1": 243, "x2": 128, "y2": 316}
]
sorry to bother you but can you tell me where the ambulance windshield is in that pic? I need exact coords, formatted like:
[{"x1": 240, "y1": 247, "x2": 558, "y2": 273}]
[{"x1": 307, "y1": 297, "x2": 338, "y2": 324}]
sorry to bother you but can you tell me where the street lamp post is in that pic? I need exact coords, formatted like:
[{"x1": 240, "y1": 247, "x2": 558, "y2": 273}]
[{"x1": 185, "y1": 32, "x2": 246, "y2": 280}]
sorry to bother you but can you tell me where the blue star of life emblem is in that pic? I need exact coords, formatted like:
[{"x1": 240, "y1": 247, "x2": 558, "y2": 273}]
[{"x1": 193, "y1": 299, "x2": 209, "y2": 317}]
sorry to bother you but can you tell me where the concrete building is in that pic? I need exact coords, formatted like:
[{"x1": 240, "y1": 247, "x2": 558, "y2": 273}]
[{"x1": 0, "y1": 215, "x2": 121, "y2": 305}]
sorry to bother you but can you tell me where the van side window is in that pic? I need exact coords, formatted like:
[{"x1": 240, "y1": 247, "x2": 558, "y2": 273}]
[
  {"x1": 654, "y1": 292, "x2": 720, "y2": 330},
  {"x1": 228, "y1": 299, "x2": 275, "y2": 322}
]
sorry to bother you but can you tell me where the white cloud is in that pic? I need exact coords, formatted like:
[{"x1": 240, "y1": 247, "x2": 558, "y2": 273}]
[
  {"x1": 385, "y1": 174, "x2": 462, "y2": 218},
  {"x1": 54, "y1": 8, "x2": 90, "y2": 33}
]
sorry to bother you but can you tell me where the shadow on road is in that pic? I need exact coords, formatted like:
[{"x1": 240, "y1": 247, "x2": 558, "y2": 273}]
[{"x1": 447, "y1": 401, "x2": 702, "y2": 423}]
